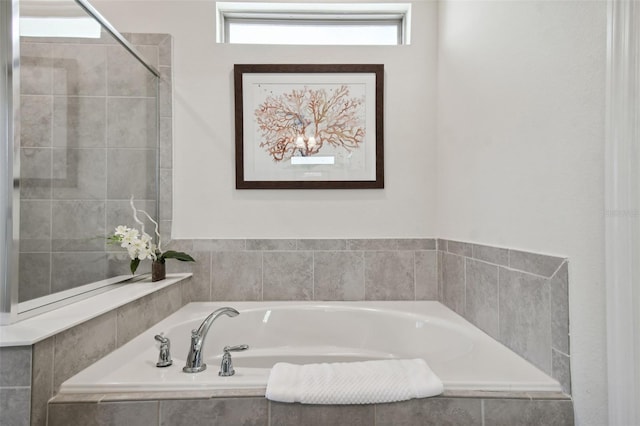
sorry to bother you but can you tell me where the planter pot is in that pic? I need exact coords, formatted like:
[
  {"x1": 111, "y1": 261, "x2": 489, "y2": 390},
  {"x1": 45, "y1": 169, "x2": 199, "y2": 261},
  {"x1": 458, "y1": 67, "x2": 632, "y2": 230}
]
[{"x1": 152, "y1": 261, "x2": 166, "y2": 282}]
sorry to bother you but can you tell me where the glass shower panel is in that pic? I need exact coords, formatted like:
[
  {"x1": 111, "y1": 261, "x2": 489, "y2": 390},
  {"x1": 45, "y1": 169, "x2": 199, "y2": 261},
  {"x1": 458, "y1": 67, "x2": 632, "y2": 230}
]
[{"x1": 18, "y1": 0, "x2": 159, "y2": 303}]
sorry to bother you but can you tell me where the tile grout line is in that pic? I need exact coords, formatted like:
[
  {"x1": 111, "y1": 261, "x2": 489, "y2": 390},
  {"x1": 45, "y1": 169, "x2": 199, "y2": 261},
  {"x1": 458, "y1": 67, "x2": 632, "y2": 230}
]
[
  {"x1": 497, "y1": 267, "x2": 502, "y2": 342},
  {"x1": 362, "y1": 251, "x2": 366, "y2": 301},
  {"x1": 413, "y1": 251, "x2": 417, "y2": 301},
  {"x1": 311, "y1": 251, "x2": 315, "y2": 301}
]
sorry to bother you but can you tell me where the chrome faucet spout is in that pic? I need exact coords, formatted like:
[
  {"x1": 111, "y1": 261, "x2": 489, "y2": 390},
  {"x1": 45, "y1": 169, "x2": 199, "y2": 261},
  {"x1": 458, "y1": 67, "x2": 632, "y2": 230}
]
[{"x1": 183, "y1": 307, "x2": 239, "y2": 373}]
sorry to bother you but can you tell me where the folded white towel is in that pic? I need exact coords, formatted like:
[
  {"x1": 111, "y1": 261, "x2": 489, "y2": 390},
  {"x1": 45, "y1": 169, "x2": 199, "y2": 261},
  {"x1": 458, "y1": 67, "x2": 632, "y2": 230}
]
[{"x1": 265, "y1": 358, "x2": 443, "y2": 405}]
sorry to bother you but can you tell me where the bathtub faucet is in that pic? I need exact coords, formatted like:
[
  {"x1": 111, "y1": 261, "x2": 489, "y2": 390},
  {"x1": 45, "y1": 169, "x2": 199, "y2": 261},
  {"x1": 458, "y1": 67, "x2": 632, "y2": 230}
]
[{"x1": 183, "y1": 306, "x2": 240, "y2": 373}]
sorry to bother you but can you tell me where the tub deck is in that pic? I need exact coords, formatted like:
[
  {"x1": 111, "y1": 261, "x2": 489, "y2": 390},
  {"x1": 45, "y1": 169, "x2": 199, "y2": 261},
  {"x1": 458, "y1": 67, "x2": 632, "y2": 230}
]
[{"x1": 59, "y1": 301, "x2": 562, "y2": 395}]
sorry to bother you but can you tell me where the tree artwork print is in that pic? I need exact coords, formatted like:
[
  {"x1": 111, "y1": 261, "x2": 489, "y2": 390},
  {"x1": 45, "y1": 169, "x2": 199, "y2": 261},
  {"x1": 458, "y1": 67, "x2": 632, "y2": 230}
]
[
  {"x1": 254, "y1": 85, "x2": 366, "y2": 162},
  {"x1": 234, "y1": 64, "x2": 383, "y2": 189}
]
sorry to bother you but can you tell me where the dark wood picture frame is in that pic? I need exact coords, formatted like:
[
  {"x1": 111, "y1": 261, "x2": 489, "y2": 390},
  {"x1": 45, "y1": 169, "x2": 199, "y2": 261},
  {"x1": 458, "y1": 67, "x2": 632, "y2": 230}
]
[{"x1": 234, "y1": 64, "x2": 384, "y2": 189}]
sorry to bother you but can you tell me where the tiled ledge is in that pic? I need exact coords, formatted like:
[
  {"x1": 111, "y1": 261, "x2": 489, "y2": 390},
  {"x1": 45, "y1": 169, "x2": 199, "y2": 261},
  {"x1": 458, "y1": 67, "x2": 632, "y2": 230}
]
[{"x1": 0, "y1": 273, "x2": 192, "y2": 347}]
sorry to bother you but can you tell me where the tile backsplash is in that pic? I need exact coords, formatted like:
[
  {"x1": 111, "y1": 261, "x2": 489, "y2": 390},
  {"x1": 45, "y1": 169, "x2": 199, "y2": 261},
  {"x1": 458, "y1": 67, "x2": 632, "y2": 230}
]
[{"x1": 167, "y1": 238, "x2": 438, "y2": 303}]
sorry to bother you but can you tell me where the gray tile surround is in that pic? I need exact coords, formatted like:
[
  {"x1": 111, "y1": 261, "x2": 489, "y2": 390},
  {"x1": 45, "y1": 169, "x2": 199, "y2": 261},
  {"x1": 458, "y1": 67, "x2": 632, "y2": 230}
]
[
  {"x1": 160, "y1": 238, "x2": 440, "y2": 304},
  {"x1": 47, "y1": 393, "x2": 574, "y2": 426},
  {"x1": 438, "y1": 240, "x2": 571, "y2": 394},
  {"x1": 23, "y1": 277, "x2": 192, "y2": 426},
  {"x1": 18, "y1": 32, "x2": 171, "y2": 303}
]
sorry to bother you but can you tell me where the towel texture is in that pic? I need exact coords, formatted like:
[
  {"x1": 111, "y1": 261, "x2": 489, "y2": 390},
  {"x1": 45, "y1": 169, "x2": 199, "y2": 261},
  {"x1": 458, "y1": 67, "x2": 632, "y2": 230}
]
[{"x1": 265, "y1": 358, "x2": 443, "y2": 405}]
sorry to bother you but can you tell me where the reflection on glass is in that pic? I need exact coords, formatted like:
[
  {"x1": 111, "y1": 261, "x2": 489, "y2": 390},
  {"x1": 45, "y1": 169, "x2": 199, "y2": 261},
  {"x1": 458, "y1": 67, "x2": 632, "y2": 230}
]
[{"x1": 18, "y1": 0, "x2": 159, "y2": 303}]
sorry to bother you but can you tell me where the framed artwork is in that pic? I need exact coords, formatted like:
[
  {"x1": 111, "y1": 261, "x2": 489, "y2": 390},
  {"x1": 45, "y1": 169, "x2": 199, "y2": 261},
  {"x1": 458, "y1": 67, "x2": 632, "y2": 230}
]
[{"x1": 234, "y1": 64, "x2": 384, "y2": 189}]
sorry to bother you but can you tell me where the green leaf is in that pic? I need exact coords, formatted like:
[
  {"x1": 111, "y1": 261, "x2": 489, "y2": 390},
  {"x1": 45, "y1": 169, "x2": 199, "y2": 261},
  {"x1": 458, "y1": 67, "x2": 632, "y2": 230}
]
[
  {"x1": 159, "y1": 251, "x2": 195, "y2": 262},
  {"x1": 130, "y1": 258, "x2": 140, "y2": 274}
]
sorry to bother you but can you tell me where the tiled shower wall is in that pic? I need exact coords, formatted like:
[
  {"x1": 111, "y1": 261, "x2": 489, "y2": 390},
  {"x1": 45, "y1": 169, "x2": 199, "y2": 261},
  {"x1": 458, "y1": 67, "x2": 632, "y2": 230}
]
[{"x1": 18, "y1": 32, "x2": 171, "y2": 301}]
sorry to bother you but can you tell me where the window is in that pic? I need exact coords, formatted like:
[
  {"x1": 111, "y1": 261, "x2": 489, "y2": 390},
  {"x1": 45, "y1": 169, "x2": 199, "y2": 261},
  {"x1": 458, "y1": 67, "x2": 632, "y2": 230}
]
[{"x1": 217, "y1": 2, "x2": 411, "y2": 45}]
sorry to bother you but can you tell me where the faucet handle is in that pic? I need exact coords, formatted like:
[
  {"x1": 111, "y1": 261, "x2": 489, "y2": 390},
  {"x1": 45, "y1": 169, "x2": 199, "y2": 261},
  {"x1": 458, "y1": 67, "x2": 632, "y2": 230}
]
[
  {"x1": 154, "y1": 333, "x2": 173, "y2": 368},
  {"x1": 219, "y1": 344, "x2": 249, "y2": 377}
]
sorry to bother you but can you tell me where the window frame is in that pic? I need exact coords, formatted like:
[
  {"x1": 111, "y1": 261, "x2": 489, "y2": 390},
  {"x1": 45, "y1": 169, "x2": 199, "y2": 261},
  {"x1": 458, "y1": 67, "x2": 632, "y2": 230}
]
[{"x1": 216, "y1": 2, "x2": 412, "y2": 45}]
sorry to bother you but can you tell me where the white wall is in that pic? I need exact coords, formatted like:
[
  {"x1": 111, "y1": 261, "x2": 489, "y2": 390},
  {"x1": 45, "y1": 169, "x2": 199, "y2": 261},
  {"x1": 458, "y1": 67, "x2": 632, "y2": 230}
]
[
  {"x1": 93, "y1": 0, "x2": 439, "y2": 239},
  {"x1": 94, "y1": 0, "x2": 609, "y2": 423},
  {"x1": 437, "y1": 1, "x2": 607, "y2": 425}
]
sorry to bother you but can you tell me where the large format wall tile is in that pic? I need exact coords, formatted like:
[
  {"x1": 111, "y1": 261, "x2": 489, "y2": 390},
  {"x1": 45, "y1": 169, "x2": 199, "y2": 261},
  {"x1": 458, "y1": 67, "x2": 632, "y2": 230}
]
[
  {"x1": 211, "y1": 251, "x2": 262, "y2": 301},
  {"x1": 499, "y1": 268, "x2": 551, "y2": 374},
  {"x1": 53, "y1": 96, "x2": 106, "y2": 148},
  {"x1": 107, "y1": 98, "x2": 157, "y2": 148},
  {"x1": 107, "y1": 149, "x2": 156, "y2": 199},
  {"x1": 19, "y1": 200, "x2": 51, "y2": 252},
  {"x1": 20, "y1": 95, "x2": 52, "y2": 147},
  {"x1": 441, "y1": 253, "x2": 465, "y2": 315},
  {"x1": 51, "y1": 252, "x2": 108, "y2": 293},
  {"x1": 52, "y1": 44, "x2": 107, "y2": 96},
  {"x1": 52, "y1": 148, "x2": 107, "y2": 200},
  {"x1": 19, "y1": 147, "x2": 52, "y2": 199},
  {"x1": 270, "y1": 402, "x2": 374, "y2": 426},
  {"x1": 365, "y1": 251, "x2": 415, "y2": 300},
  {"x1": 53, "y1": 311, "x2": 117, "y2": 391},
  {"x1": 18, "y1": 253, "x2": 50, "y2": 301},
  {"x1": 465, "y1": 259, "x2": 499, "y2": 338},
  {"x1": 116, "y1": 284, "x2": 184, "y2": 346},
  {"x1": 263, "y1": 251, "x2": 313, "y2": 300},
  {"x1": 20, "y1": 42, "x2": 53, "y2": 95},
  {"x1": 484, "y1": 399, "x2": 574, "y2": 426},
  {"x1": 0, "y1": 346, "x2": 31, "y2": 387},
  {"x1": 176, "y1": 252, "x2": 210, "y2": 302},
  {"x1": 159, "y1": 398, "x2": 268, "y2": 426},
  {"x1": 415, "y1": 250, "x2": 438, "y2": 300},
  {"x1": 48, "y1": 403, "x2": 100, "y2": 426},
  {"x1": 314, "y1": 251, "x2": 364, "y2": 300},
  {"x1": 0, "y1": 388, "x2": 30, "y2": 426},
  {"x1": 51, "y1": 200, "x2": 106, "y2": 251},
  {"x1": 375, "y1": 397, "x2": 482, "y2": 426}
]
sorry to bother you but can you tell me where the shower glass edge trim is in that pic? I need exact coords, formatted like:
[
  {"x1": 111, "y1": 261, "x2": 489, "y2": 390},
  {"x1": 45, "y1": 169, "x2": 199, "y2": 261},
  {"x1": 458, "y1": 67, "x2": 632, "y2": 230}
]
[
  {"x1": 2, "y1": 0, "x2": 161, "y2": 325},
  {"x1": 0, "y1": 0, "x2": 20, "y2": 325},
  {"x1": 74, "y1": 0, "x2": 161, "y2": 78}
]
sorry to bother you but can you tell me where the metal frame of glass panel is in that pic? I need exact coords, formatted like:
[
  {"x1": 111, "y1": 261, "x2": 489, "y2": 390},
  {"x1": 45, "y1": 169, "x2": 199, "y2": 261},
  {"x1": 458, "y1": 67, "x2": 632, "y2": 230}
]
[{"x1": 1, "y1": 0, "x2": 160, "y2": 324}]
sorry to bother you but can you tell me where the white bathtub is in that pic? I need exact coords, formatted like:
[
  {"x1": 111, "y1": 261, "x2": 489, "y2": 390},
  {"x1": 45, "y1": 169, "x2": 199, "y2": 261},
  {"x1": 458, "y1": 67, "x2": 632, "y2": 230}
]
[{"x1": 59, "y1": 301, "x2": 562, "y2": 394}]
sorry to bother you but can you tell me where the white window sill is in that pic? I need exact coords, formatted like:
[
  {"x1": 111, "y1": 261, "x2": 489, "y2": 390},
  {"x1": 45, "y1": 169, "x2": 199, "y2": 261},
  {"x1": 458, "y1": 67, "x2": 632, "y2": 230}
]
[{"x1": 0, "y1": 273, "x2": 192, "y2": 347}]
